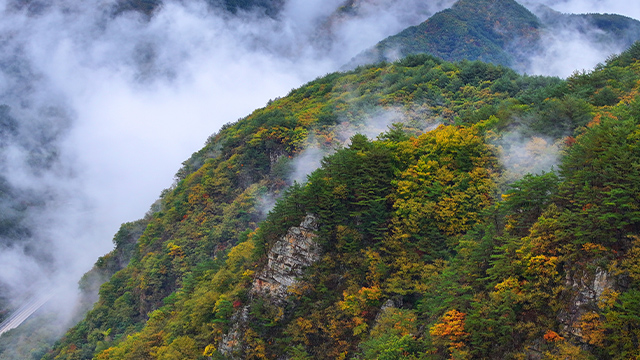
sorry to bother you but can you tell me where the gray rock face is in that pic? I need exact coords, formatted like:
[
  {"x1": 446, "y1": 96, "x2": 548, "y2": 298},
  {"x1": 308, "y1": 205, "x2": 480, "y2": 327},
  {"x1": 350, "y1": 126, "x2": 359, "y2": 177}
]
[
  {"x1": 561, "y1": 266, "x2": 614, "y2": 339},
  {"x1": 252, "y1": 214, "x2": 320, "y2": 301},
  {"x1": 219, "y1": 215, "x2": 320, "y2": 357},
  {"x1": 217, "y1": 305, "x2": 249, "y2": 355}
]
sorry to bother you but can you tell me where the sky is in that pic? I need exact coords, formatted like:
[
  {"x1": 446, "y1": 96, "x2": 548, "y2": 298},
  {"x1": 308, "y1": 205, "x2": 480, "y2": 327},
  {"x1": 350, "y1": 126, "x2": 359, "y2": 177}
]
[{"x1": 0, "y1": 0, "x2": 639, "y2": 346}]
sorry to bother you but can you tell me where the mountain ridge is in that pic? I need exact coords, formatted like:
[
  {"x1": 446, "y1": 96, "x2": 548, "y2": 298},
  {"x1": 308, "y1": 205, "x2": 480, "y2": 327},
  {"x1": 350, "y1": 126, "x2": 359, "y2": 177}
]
[{"x1": 348, "y1": 0, "x2": 640, "y2": 72}]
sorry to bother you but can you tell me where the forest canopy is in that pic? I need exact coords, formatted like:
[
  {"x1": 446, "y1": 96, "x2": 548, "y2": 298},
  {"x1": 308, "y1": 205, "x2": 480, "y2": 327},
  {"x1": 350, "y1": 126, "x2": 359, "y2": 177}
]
[{"x1": 32, "y1": 41, "x2": 640, "y2": 360}]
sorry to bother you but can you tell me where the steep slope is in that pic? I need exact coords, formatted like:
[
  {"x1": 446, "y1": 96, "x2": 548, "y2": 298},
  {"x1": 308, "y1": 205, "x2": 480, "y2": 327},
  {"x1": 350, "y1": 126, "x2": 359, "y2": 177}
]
[
  {"x1": 0, "y1": 0, "x2": 634, "y2": 354},
  {"x1": 44, "y1": 55, "x2": 570, "y2": 359},
  {"x1": 207, "y1": 46, "x2": 640, "y2": 359},
  {"x1": 348, "y1": 0, "x2": 640, "y2": 72},
  {"x1": 42, "y1": 39, "x2": 640, "y2": 359}
]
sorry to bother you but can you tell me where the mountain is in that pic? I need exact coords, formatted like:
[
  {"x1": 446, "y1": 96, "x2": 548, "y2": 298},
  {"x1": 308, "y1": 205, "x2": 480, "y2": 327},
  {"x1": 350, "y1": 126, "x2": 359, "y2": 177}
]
[
  {"x1": 348, "y1": 0, "x2": 640, "y2": 71},
  {"x1": 350, "y1": 0, "x2": 541, "y2": 67},
  {"x1": 3, "y1": 0, "x2": 640, "y2": 359},
  {"x1": 36, "y1": 38, "x2": 640, "y2": 359}
]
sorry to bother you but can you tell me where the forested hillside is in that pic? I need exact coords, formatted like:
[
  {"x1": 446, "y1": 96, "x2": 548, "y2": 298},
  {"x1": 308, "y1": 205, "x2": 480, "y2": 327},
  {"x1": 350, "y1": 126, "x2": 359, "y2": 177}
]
[{"x1": 37, "y1": 37, "x2": 640, "y2": 359}]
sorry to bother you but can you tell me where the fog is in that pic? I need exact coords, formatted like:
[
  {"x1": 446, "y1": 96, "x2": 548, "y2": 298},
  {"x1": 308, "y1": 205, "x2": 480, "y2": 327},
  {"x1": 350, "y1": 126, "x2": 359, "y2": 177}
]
[
  {"x1": 493, "y1": 130, "x2": 562, "y2": 185},
  {"x1": 522, "y1": 0, "x2": 640, "y2": 77},
  {"x1": 0, "y1": 0, "x2": 638, "y2": 351},
  {"x1": 0, "y1": 0, "x2": 454, "y2": 340}
]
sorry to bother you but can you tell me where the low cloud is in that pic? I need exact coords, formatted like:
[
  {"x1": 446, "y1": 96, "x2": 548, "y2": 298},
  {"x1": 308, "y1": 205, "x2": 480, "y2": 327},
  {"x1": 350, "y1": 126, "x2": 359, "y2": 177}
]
[
  {"x1": 528, "y1": 30, "x2": 622, "y2": 77},
  {"x1": 494, "y1": 130, "x2": 562, "y2": 183},
  {"x1": 521, "y1": 0, "x2": 640, "y2": 77},
  {"x1": 288, "y1": 106, "x2": 438, "y2": 187},
  {"x1": 0, "y1": 0, "x2": 457, "y2": 343}
]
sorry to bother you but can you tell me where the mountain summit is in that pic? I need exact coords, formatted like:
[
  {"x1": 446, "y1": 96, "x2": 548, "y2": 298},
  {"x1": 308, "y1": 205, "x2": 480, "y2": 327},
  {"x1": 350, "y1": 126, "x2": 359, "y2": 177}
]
[{"x1": 348, "y1": 0, "x2": 640, "y2": 71}]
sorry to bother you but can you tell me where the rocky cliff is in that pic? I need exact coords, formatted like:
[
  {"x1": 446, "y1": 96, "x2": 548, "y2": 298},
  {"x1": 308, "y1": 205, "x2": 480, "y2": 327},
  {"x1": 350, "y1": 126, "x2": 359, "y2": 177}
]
[
  {"x1": 252, "y1": 214, "x2": 320, "y2": 301},
  {"x1": 219, "y1": 214, "x2": 320, "y2": 356}
]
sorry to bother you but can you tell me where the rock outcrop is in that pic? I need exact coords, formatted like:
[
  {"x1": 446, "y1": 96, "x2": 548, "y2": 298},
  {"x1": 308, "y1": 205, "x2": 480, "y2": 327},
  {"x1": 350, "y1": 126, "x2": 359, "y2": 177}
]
[
  {"x1": 252, "y1": 214, "x2": 320, "y2": 301},
  {"x1": 560, "y1": 266, "x2": 615, "y2": 340},
  {"x1": 219, "y1": 214, "x2": 320, "y2": 356}
]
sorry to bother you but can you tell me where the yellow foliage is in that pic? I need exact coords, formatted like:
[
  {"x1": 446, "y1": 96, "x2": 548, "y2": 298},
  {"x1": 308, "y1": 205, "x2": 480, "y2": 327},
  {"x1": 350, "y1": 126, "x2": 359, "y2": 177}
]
[
  {"x1": 542, "y1": 340, "x2": 591, "y2": 359},
  {"x1": 155, "y1": 336, "x2": 200, "y2": 360},
  {"x1": 166, "y1": 243, "x2": 184, "y2": 259},
  {"x1": 339, "y1": 286, "x2": 382, "y2": 316},
  {"x1": 287, "y1": 281, "x2": 314, "y2": 299},
  {"x1": 578, "y1": 312, "x2": 605, "y2": 347},
  {"x1": 203, "y1": 344, "x2": 216, "y2": 357},
  {"x1": 494, "y1": 276, "x2": 522, "y2": 294},
  {"x1": 225, "y1": 240, "x2": 255, "y2": 272},
  {"x1": 392, "y1": 125, "x2": 495, "y2": 244},
  {"x1": 243, "y1": 328, "x2": 268, "y2": 359},
  {"x1": 622, "y1": 236, "x2": 640, "y2": 282},
  {"x1": 364, "y1": 249, "x2": 384, "y2": 286},
  {"x1": 598, "y1": 288, "x2": 620, "y2": 310},
  {"x1": 332, "y1": 184, "x2": 348, "y2": 199},
  {"x1": 525, "y1": 255, "x2": 559, "y2": 278}
]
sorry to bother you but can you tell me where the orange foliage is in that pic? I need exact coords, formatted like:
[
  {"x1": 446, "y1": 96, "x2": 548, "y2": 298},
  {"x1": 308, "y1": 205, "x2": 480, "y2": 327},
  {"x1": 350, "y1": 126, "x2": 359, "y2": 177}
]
[
  {"x1": 582, "y1": 242, "x2": 608, "y2": 254},
  {"x1": 430, "y1": 309, "x2": 469, "y2": 353},
  {"x1": 587, "y1": 112, "x2": 616, "y2": 128},
  {"x1": 543, "y1": 330, "x2": 564, "y2": 342},
  {"x1": 563, "y1": 136, "x2": 576, "y2": 147}
]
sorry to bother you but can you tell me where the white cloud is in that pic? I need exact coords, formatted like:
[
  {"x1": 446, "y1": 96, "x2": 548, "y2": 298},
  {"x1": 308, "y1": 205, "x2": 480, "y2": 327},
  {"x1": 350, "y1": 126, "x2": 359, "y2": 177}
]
[
  {"x1": 0, "y1": 0, "x2": 457, "y2": 339},
  {"x1": 527, "y1": 26, "x2": 624, "y2": 77},
  {"x1": 519, "y1": 0, "x2": 640, "y2": 77}
]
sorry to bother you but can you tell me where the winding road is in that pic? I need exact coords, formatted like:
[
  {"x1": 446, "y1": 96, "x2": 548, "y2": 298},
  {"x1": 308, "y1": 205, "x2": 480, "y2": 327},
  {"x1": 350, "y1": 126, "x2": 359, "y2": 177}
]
[{"x1": 0, "y1": 294, "x2": 53, "y2": 337}]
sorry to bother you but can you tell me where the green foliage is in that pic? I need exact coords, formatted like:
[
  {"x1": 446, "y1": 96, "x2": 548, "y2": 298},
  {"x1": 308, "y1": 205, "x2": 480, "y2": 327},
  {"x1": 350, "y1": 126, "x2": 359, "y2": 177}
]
[
  {"x1": 558, "y1": 114, "x2": 640, "y2": 247},
  {"x1": 501, "y1": 172, "x2": 559, "y2": 237},
  {"x1": 359, "y1": 308, "x2": 423, "y2": 359},
  {"x1": 46, "y1": 41, "x2": 640, "y2": 360},
  {"x1": 351, "y1": 0, "x2": 541, "y2": 68},
  {"x1": 606, "y1": 41, "x2": 640, "y2": 68}
]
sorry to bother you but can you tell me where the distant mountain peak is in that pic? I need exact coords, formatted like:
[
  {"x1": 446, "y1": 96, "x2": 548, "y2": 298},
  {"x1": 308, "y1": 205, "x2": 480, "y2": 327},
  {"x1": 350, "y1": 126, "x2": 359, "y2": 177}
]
[
  {"x1": 347, "y1": 0, "x2": 640, "y2": 74},
  {"x1": 347, "y1": 0, "x2": 541, "y2": 68}
]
